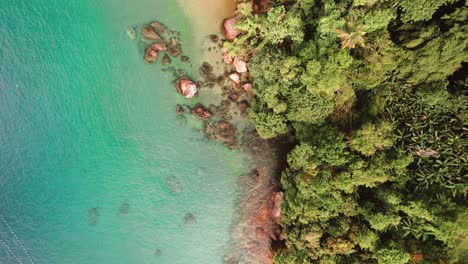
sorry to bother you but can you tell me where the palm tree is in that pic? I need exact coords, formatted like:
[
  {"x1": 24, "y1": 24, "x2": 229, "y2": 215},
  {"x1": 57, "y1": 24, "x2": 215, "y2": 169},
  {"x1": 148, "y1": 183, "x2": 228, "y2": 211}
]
[{"x1": 336, "y1": 20, "x2": 367, "y2": 49}]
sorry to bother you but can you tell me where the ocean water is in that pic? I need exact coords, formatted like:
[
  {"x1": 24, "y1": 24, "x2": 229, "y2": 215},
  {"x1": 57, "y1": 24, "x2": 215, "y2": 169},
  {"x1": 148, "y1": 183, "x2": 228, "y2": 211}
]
[{"x1": 0, "y1": 1, "x2": 246, "y2": 263}]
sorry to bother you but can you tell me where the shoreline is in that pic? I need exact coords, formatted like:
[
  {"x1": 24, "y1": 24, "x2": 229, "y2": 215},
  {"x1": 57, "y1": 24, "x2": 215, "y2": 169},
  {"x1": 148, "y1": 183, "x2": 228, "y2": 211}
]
[{"x1": 173, "y1": 1, "x2": 289, "y2": 263}]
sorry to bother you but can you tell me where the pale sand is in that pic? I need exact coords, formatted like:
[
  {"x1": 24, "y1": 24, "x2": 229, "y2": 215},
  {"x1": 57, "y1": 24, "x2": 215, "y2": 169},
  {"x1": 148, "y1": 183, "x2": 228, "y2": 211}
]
[
  {"x1": 177, "y1": 0, "x2": 236, "y2": 61},
  {"x1": 177, "y1": 0, "x2": 237, "y2": 105}
]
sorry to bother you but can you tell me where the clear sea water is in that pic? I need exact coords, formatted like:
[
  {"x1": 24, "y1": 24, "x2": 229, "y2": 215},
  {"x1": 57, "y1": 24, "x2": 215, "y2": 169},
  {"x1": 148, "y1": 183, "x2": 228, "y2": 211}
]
[{"x1": 0, "y1": 0, "x2": 246, "y2": 263}]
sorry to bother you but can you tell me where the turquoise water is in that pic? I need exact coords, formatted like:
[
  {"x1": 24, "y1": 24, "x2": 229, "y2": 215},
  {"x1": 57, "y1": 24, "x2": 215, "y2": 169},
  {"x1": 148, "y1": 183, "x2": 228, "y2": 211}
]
[{"x1": 0, "y1": 1, "x2": 246, "y2": 263}]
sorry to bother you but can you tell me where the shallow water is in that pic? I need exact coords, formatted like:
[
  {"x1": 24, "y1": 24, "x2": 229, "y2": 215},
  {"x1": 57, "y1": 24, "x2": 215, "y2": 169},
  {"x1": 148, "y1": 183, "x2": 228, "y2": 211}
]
[{"x1": 0, "y1": 1, "x2": 246, "y2": 263}]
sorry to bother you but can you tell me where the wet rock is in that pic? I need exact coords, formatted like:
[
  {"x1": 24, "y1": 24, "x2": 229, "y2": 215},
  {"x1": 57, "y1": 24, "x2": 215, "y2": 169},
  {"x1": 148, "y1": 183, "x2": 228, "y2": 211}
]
[
  {"x1": 183, "y1": 213, "x2": 197, "y2": 225},
  {"x1": 191, "y1": 104, "x2": 213, "y2": 120},
  {"x1": 204, "y1": 120, "x2": 237, "y2": 147},
  {"x1": 88, "y1": 207, "x2": 99, "y2": 226},
  {"x1": 168, "y1": 46, "x2": 182, "y2": 57},
  {"x1": 150, "y1": 21, "x2": 168, "y2": 35},
  {"x1": 152, "y1": 41, "x2": 167, "y2": 51},
  {"x1": 176, "y1": 104, "x2": 185, "y2": 115},
  {"x1": 223, "y1": 16, "x2": 241, "y2": 41},
  {"x1": 223, "y1": 52, "x2": 233, "y2": 64},
  {"x1": 234, "y1": 58, "x2": 248, "y2": 73},
  {"x1": 237, "y1": 100, "x2": 250, "y2": 114},
  {"x1": 168, "y1": 38, "x2": 182, "y2": 57},
  {"x1": 142, "y1": 25, "x2": 161, "y2": 40},
  {"x1": 209, "y1": 34, "x2": 219, "y2": 43},
  {"x1": 118, "y1": 200, "x2": 130, "y2": 215},
  {"x1": 144, "y1": 47, "x2": 158, "y2": 63},
  {"x1": 243, "y1": 82, "x2": 253, "y2": 92},
  {"x1": 162, "y1": 54, "x2": 171, "y2": 64},
  {"x1": 164, "y1": 176, "x2": 182, "y2": 194}
]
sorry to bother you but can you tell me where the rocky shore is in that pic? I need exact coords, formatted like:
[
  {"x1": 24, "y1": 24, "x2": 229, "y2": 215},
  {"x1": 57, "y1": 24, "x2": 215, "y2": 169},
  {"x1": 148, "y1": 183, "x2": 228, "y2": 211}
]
[{"x1": 133, "y1": 2, "x2": 286, "y2": 262}]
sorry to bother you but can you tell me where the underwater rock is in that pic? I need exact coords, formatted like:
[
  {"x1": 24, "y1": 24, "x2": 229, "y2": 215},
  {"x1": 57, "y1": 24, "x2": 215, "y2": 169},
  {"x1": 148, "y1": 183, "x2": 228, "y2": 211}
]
[
  {"x1": 142, "y1": 25, "x2": 161, "y2": 40},
  {"x1": 204, "y1": 120, "x2": 237, "y2": 147},
  {"x1": 161, "y1": 54, "x2": 171, "y2": 64},
  {"x1": 183, "y1": 213, "x2": 197, "y2": 224},
  {"x1": 144, "y1": 47, "x2": 158, "y2": 63},
  {"x1": 234, "y1": 58, "x2": 248, "y2": 73},
  {"x1": 209, "y1": 34, "x2": 219, "y2": 43},
  {"x1": 154, "y1": 249, "x2": 162, "y2": 257},
  {"x1": 176, "y1": 104, "x2": 185, "y2": 115},
  {"x1": 126, "y1": 26, "x2": 137, "y2": 40},
  {"x1": 150, "y1": 21, "x2": 168, "y2": 35},
  {"x1": 197, "y1": 167, "x2": 206, "y2": 176},
  {"x1": 191, "y1": 104, "x2": 213, "y2": 120},
  {"x1": 199, "y1": 62, "x2": 213, "y2": 78},
  {"x1": 88, "y1": 207, "x2": 99, "y2": 226},
  {"x1": 118, "y1": 200, "x2": 130, "y2": 215},
  {"x1": 223, "y1": 16, "x2": 241, "y2": 41},
  {"x1": 164, "y1": 176, "x2": 182, "y2": 194},
  {"x1": 175, "y1": 77, "x2": 197, "y2": 98},
  {"x1": 181, "y1": 55, "x2": 190, "y2": 63}
]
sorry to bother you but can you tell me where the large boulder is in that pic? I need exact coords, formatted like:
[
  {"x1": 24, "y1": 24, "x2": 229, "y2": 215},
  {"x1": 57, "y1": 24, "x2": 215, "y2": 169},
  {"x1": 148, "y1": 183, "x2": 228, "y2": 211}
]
[
  {"x1": 223, "y1": 16, "x2": 241, "y2": 41},
  {"x1": 144, "y1": 47, "x2": 158, "y2": 63},
  {"x1": 234, "y1": 58, "x2": 248, "y2": 73},
  {"x1": 175, "y1": 77, "x2": 197, "y2": 98},
  {"x1": 142, "y1": 25, "x2": 161, "y2": 40},
  {"x1": 150, "y1": 21, "x2": 168, "y2": 35},
  {"x1": 191, "y1": 104, "x2": 213, "y2": 120}
]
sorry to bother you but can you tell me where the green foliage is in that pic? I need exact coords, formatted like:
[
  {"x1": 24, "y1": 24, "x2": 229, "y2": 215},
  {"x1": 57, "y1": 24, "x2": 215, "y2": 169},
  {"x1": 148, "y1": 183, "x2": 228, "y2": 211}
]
[
  {"x1": 374, "y1": 247, "x2": 411, "y2": 264},
  {"x1": 399, "y1": 0, "x2": 455, "y2": 22},
  {"x1": 226, "y1": 0, "x2": 468, "y2": 263},
  {"x1": 350, "y1": 122, "x2": 395, "y2": 156}
]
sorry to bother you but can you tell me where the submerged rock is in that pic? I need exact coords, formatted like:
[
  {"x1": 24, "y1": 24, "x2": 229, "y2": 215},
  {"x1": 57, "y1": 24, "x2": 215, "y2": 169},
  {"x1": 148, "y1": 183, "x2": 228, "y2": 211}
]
[
  {"x1": 118, "y1": 200, "x2": 130, "y2": 215},
  {"x1": 209, "y1": 34, "x2": 219, "y2": 43},
  {"x1": 204, "y1": 120, "x2": 237, "y2": 148},
  {"x1": 144, "y1": 47, "x2": 158, "y2": 63},
  {"x1": 126, "y1": 26, "x2": 137, "y2": 40},
  {"x1": 175, "y1": 77, "x2": 197, "y2": 98},
  {"x1": 164, "y1": 176, "x2": 182, "y2": 194},
  {"x1": 199, "y1": 62, "x2": 213, "y2": 78},
  {"x1": 191, "y1": 104, "x2": 213, "y2": 120},
  {"x1": 176, "y1": 104, "x2": 185, "y2": 115},
  {"x1": 161, "y1": 54, "x2": 171, "y2": 64},
  {"x1": 183, "y1": 213, "x2": 197, "y2": 224},
  {"x1": 223, "y1": 16, "x2": 241, "y2": 41},
  {"x1": 154, "y1": 249, "x2": 162, "y2": 257},
  {"x1": 88, "y1": 207, "x2": 99, "y2": 226},
  {"x1": 142, "y1": 25, "x2": 161, "y2": 40}
]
